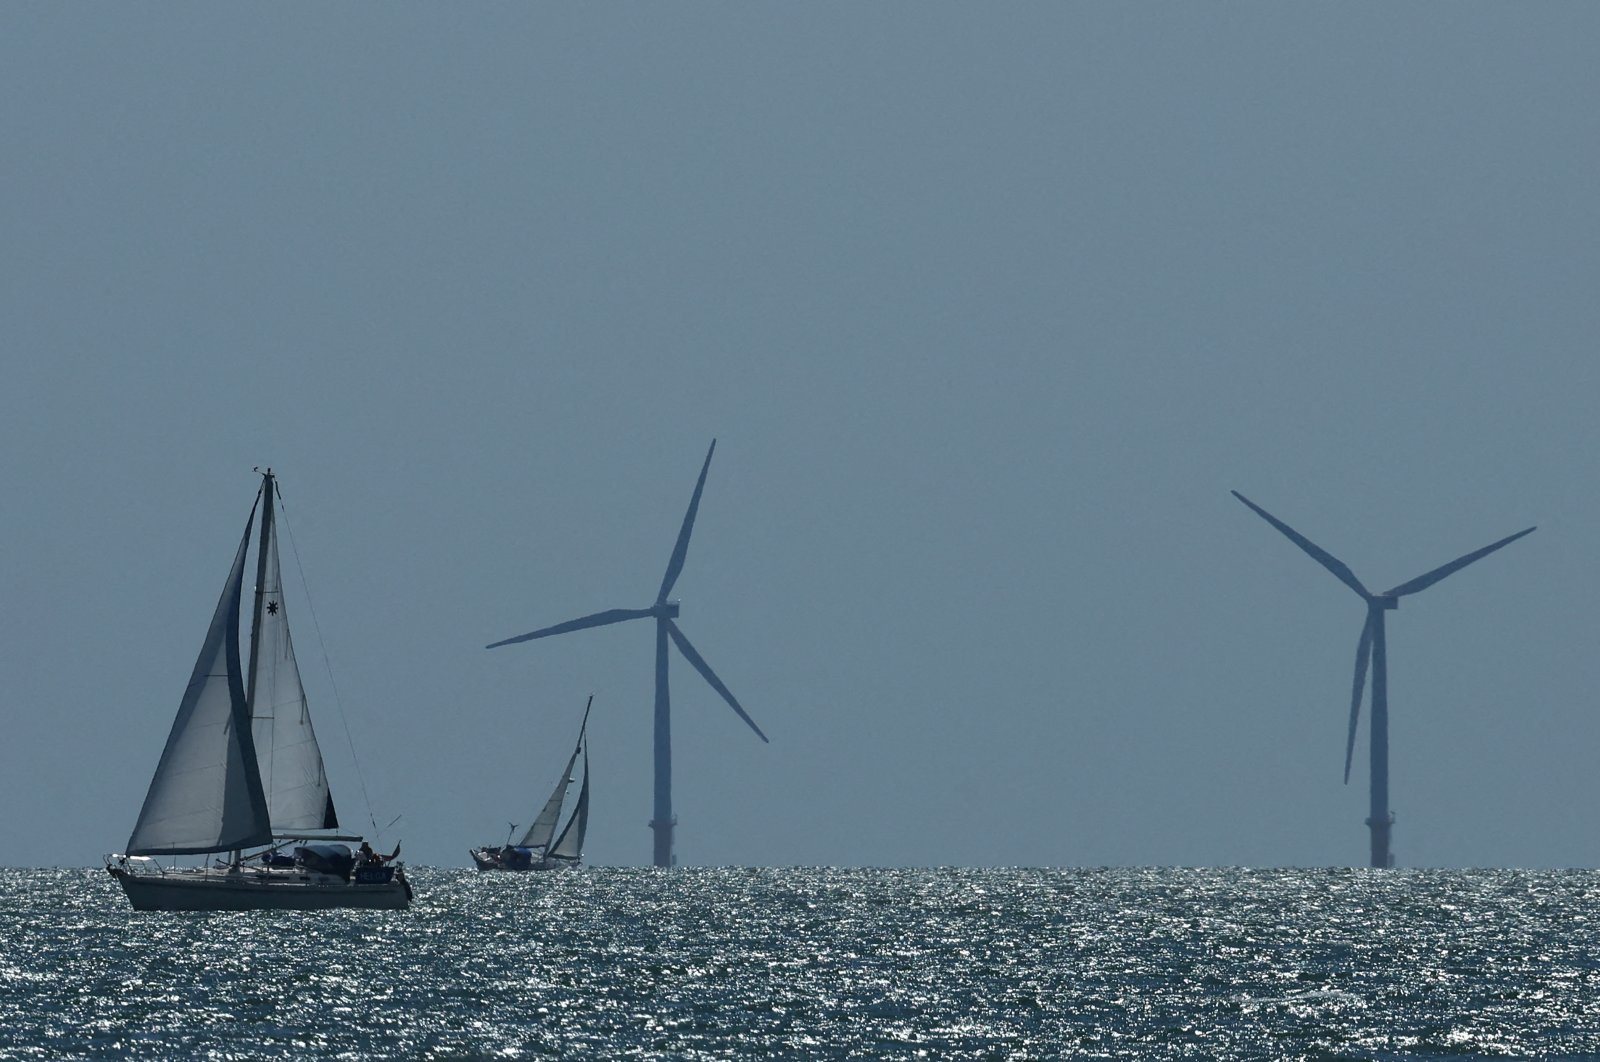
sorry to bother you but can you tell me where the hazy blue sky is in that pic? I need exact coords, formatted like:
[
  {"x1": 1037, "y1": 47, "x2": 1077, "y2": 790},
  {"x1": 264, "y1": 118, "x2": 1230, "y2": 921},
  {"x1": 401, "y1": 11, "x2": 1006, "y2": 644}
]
[{"x1": 3, "y1": 5, "x2": 1597, "y2": 868}]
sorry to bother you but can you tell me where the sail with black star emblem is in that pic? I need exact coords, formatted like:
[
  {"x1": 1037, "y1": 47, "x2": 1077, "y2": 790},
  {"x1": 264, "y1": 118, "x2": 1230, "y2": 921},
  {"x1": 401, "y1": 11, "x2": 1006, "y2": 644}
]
[{"x1": 246, "y1": 475, "x2": 339, "y2": 834}]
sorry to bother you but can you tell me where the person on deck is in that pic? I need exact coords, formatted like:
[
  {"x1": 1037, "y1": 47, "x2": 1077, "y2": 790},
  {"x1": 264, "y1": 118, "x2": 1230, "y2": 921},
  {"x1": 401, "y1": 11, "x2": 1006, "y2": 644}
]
[{"x1": 359, "y1": 841, "x2": 401, "y2": 867}]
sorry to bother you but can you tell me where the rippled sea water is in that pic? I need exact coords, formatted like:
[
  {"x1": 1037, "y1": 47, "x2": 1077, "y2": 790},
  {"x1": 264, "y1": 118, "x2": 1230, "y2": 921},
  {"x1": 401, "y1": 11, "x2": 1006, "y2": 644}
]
[{"x1": 3, "y1": 867, "x2": 1599, "y2": 1060}]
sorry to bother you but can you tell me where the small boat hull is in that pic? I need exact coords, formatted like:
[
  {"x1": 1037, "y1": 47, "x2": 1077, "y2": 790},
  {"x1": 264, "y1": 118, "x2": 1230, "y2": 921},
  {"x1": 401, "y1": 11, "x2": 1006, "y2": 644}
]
[
  {"x1": 109, "y1": 865, "x2": 412, "y2": 911},
  {"x1": 469, "y1": 847, "x2": 578, "y2": 873}
]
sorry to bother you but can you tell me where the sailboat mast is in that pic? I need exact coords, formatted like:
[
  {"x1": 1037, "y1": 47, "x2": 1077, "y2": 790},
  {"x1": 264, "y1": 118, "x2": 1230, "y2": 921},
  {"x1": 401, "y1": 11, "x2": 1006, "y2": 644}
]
[{"x1": 244, "y1": 470, "x2": 275, "y2": 721}]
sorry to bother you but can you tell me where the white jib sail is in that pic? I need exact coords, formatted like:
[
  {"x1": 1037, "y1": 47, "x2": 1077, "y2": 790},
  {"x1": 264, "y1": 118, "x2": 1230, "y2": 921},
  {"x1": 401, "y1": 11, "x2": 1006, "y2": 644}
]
[
  {"x1": 518, "y1": 740, "x2": 580, "y2": 849},
  {"x1": 249, "y1": 485, "x2": 337, "y2": 833},
  {"x1": 127, "y1": 507, "x2": 272, "y2": 856},
  {"x1": 547, "y1": 744, "x2": 589, "y2": 860}
]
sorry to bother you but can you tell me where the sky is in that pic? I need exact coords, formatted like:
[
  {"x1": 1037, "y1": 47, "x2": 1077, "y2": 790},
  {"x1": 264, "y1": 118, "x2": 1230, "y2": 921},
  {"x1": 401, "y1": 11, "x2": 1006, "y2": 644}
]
[{"x1": 3, "y1": 5, "x2": 1598, "y2": 869}]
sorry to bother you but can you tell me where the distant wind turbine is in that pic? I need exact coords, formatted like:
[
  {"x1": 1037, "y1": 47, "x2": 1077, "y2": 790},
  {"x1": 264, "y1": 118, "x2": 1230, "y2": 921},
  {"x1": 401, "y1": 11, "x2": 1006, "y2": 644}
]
[
  {"x1": 489, "y1": 440, "x2": 767, "y2": 868},
  {"x1": 1232, "y1": 491, "x2": 1534, "y2": 868}
]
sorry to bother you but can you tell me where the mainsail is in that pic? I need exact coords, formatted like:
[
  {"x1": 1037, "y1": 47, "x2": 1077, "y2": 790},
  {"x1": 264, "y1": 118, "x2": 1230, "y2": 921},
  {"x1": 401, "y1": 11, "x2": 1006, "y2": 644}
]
[
  {"x1": 547, "y1": 741, "x2": 589, "y2": 861},
  {"x1": 517, "y1": 740, "x2": 579, "y2": 849},
  {"x1": 246, "y1": 474, "x2": 338, "y2": 833},
  {"x1": 515, "y1": 699, "x2": 591, "y2": 856},
  {"x1": 127, "y1": 502, "x2": 272, "y2": 855}
]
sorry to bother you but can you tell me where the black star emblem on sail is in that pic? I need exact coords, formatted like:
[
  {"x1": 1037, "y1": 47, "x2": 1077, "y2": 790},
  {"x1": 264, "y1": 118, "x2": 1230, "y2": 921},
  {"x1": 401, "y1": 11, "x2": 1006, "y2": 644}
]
[{"x1": 266, "y1": 600, "x2": 279, "y2": 615}]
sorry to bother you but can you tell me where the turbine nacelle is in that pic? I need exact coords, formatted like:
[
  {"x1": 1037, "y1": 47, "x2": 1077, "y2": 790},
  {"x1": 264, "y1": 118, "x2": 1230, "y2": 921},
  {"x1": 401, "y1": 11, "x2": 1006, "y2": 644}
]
[
  {"x1": 1373, "y1": 595, "x2": 1399, "y2": 611},
  {"x1": 651, "y1": 601, "x2": 682, "y2": 620}
]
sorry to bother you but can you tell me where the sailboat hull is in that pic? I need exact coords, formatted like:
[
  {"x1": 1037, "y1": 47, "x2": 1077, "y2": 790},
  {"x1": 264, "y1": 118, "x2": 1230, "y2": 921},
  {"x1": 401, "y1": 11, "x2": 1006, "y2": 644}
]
[
  {"x1": 468, "y1": 847, "x2": 579, "y2": 873},
  {"x1": 109, "y1": 865, "x2": 412, "y2": 911}
]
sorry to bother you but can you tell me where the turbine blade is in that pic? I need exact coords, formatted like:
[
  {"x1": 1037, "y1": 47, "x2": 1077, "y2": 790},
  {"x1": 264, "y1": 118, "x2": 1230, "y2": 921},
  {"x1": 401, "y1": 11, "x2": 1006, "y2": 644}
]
[
  {"x1": 487, "y1": 608, "x2": 653, "y2": 649},
  {"x1": 1345, "y1": 611, "x2": 1374, "y2": 785},
  {"x1": 658, "y1": 440, "x2": 717, "y2": 605},
  {"x1": 1382, "y1": 526, "x2": 1537, "y2": 598},
  {"x1": 1231, "y1": 491, "x2": 1369, "y2": 599},
  {"x1": 666, "y1": 620, "x2": 769, "y2": 743}
]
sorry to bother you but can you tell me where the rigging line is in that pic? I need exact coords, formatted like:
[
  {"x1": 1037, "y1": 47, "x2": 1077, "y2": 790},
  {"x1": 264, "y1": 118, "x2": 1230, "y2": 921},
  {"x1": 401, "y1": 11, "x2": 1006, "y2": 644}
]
[{"x1": 272, "y1": 482, "x2": 383, "y2": 841}]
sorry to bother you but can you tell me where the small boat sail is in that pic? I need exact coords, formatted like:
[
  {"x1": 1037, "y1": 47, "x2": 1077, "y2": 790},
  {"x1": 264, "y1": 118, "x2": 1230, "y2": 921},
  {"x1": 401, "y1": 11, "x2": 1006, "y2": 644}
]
[
  {"x1": 471, "y1": 698, "x2": 591, "y2": 872},
  {"x1": 106, "y1": 470, "x2": 411, "y2": 910}
]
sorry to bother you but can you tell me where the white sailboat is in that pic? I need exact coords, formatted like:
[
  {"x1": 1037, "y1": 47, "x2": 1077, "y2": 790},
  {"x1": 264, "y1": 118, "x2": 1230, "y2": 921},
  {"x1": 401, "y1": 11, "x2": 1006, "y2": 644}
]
[
  {"x1": 470, "y1": 698, "x2": 591, "y2": 872},
  {"x1": 106, "y1": 470, "x2": 411, "y2": 910}
]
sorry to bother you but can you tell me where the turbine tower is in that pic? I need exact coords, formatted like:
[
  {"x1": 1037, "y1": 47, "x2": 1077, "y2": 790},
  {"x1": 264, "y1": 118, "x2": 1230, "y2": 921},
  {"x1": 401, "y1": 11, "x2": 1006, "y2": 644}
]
[
  {"x1": 1232, "y1": 491, "x2": 1533, "y2": 868},
  {"x1": 489, "y1": 440, "x2": 767, "y2": 868}
]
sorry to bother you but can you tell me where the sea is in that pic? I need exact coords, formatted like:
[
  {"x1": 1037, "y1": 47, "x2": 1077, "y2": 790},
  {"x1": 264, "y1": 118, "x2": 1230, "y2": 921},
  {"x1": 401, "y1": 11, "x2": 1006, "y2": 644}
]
[{"x1": 2, "y1": 867, "x2": 1598, "y2": 1060}]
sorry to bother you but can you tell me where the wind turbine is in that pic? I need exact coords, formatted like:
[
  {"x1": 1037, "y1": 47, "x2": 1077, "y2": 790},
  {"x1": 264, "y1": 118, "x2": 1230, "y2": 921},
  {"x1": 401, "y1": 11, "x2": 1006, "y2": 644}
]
[
  {"x1": 1232, "y1": 491, "x2": 1533, "y2": 868},
  {"x1": 488, "y1": 440, "x2": 767, "y2": 868}
]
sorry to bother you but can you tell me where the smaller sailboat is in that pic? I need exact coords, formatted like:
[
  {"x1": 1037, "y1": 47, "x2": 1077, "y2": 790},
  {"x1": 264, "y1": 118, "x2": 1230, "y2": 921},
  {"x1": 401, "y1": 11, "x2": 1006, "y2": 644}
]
[
  {"x1": 471, "y1": 698, "x2": 591, "y2": 872},
  {"x1": 106, "y1": 470, "x2": 410, "y2": 910}
]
